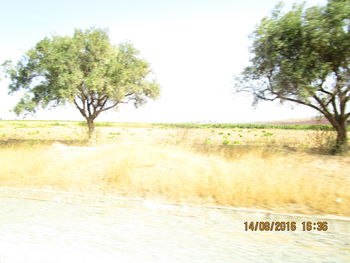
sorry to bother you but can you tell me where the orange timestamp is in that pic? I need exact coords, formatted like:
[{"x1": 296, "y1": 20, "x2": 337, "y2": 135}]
[{"x1": 244, "y1": 221, "x2": 328, "y2": 231}]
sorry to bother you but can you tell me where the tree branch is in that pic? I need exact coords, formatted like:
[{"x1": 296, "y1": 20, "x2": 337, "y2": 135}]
[
  {"x1": 318, "y1": 87, "x2": 333, "y2": 96},
  {"x1": 99, "y1": 102, "x2": 119, "y2": 113},
  {"x1": 256, "y1": 94, "x2": 279, "y2": 101},
  {"x1": 279, "y1": 95, "x2": 328, "y2": 115},
  {"x1": 73, "y1": 99, "x2": 87, "y2": 118},
  {"x1": 312, "y1": 95, "x2": 333, "y2": 115}
]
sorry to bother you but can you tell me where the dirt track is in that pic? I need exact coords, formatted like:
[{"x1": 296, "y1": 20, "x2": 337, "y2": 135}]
[{"x1": 0, "y1": 188, "x2": 349, "y2": 263}]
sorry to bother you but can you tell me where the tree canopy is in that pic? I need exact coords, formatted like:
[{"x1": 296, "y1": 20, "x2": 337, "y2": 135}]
[
  {"x1": 4, "y1": 28, "x2": 160, "y2": 139},
  {"x1": 235, "y1": 0, "x2": 350, "y2": 152}
]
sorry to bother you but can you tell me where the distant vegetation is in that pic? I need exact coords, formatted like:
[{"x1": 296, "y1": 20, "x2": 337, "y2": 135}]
[
  {"x1": 0, "y1": 120, "x2": 348, "y2": 131},
  {"x1": 152, "y1": 122, "x2": 344, "y2": 131}
]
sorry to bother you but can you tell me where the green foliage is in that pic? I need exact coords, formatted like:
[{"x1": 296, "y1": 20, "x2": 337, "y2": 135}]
[
  {"x1": 109, "y1": 132, "x2": 121, "y2": 136},
  {"x1": 4, "y1": 28, "x2": 160, "y2": 137},
  {"x1": 27, "y1": 130, "x2": 40, "y2": 135},
  {"x1": 204, "y1": 138, "x2": 212, "y2": 145},
  {"x1": 236, "y1": 0, "x2": 350, "y2": 151},
  {"x1": 222, "y1": 139, "x2": 230, "y2": 145},
  {"x1": 262, "y1": 131, "x2": 274, "y2": 137}
]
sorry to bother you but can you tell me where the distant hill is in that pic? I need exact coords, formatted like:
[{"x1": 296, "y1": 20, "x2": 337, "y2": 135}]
[{"x1": 261, "y1": 117, "x2": 331, "y2": 126}]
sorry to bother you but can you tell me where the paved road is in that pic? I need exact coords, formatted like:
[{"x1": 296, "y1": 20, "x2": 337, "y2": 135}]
[{"x1": 0, "y1": 189, "x2": 349, "y2": 263}]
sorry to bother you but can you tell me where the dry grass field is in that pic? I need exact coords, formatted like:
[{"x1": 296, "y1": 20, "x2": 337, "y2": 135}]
[{"x1": 0, "y1": 121, "x2": 349, "y2": 216}]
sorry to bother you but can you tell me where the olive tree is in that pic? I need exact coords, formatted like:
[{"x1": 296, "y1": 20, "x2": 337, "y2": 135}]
[
  {"x1": 235, "y1": 0, "x2": 350, "y2": 153},
  {"x1": 4, "y1": 28, "x2": 160, "y2": 140}
]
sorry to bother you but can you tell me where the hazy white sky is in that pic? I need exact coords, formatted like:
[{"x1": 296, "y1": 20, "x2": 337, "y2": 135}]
[{"x1": 0, "y1": 0, "x2": 327, "y2": 123}]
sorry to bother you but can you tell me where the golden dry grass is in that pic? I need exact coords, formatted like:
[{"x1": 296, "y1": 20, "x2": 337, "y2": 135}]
[{"x1": 1, "y1": 138, "x2": 349, "y2": 216}]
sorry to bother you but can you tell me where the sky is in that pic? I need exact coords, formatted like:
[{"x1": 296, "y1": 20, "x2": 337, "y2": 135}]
[{"x1": 0, "y1": 0, "x2": 328, "y2": 123}]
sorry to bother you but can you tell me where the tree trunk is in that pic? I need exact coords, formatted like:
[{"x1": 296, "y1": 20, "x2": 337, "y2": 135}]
[
  {"x1": 86, "y1": 117, "x2": 96, "y2": 144},
  {"x1": 334, "y1": 122, "x2": 348, "y2": 154},
  {"x1": 323, "y1": 114, "x2": 348, "y2": 154}
]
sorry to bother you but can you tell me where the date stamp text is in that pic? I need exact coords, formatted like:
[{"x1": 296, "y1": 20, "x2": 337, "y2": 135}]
[{"x1": 244, "y1": 221, "x2": 328, "y2": 231}]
